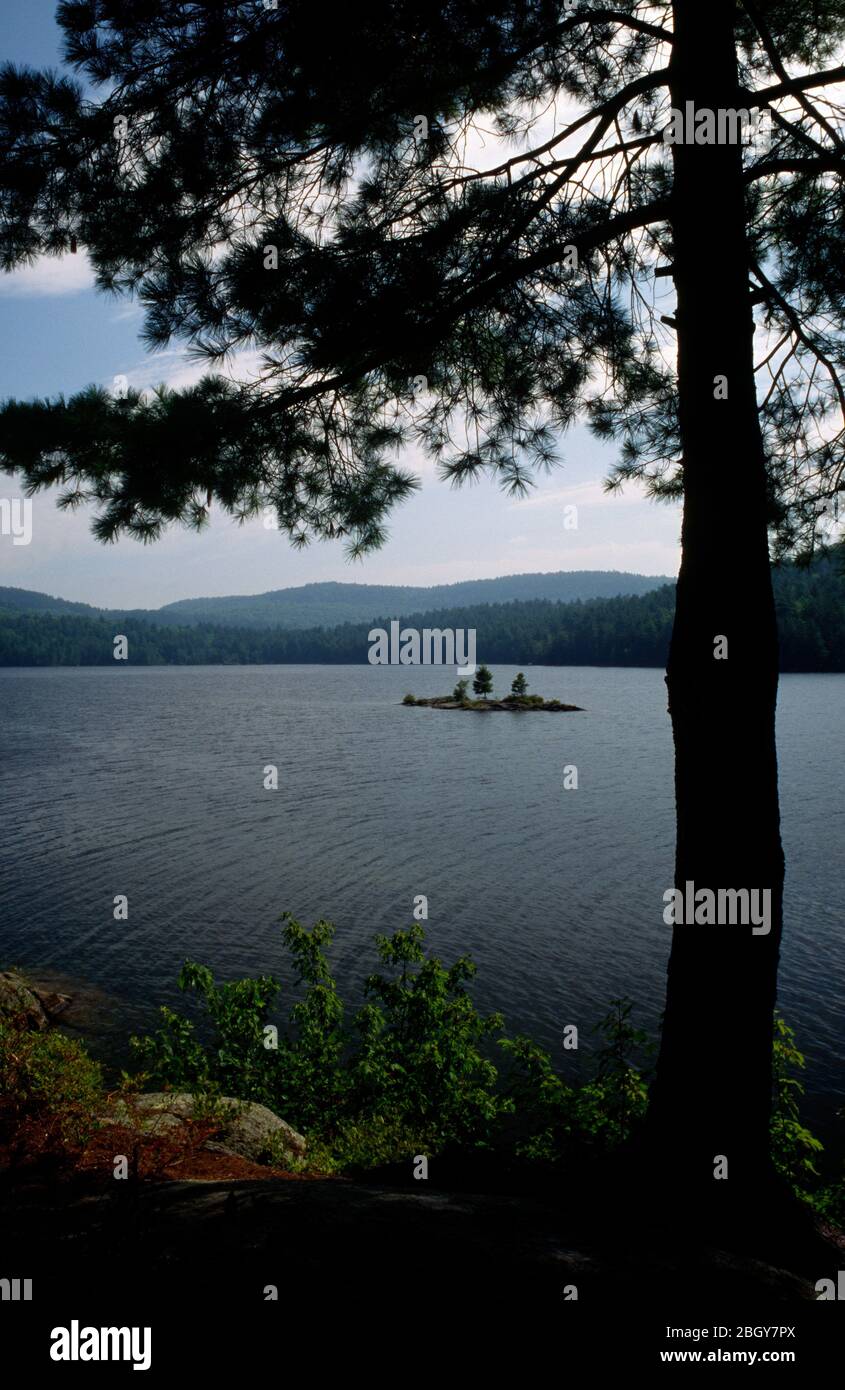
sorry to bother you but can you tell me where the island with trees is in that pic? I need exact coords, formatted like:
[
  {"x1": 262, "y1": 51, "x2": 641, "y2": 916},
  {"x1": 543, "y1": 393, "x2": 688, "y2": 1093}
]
[{"x1": 403, "y1": 669, "x2": 583, "y2": 711}]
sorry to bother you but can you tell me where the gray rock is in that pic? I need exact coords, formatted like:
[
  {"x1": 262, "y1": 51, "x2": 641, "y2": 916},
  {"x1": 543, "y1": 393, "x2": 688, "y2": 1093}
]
[
  {"x1": 0, "y1": 969, "x2": 73, "y2": 1030},
  {"x1": 0, "y1": 969, "x2": 49, "y2": 1029},
  {"x1": 108, "y1": 1092, "x2": 306, "y2": 1165}
]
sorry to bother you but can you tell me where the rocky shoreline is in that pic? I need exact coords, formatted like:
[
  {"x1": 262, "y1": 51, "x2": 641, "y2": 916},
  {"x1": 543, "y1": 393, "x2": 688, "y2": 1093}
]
[
  {"x1": 403, "y1": 696, "x2": 584, "y2": 712},
  {"x1": 0, "y1": 967, "x2": 72, "y2": 1029},
  {"x1": 2, "y1": 966, "x2": 842, "y2": 1315},
  {"x1": 0, "y1": 966, "x2": 307, "y2": 1178}
]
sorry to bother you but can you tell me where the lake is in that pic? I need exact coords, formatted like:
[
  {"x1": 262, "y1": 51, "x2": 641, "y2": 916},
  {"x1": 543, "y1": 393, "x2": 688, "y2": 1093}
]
[{"x1": 0, "y1": 664, "x2": 842, "y2": 1134}]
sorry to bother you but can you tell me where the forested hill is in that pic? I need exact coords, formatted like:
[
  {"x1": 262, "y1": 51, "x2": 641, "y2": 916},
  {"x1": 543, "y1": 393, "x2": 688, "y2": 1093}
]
[
  {"x1": 0, "y1": 569, "x2": 669, "y2": 631},
  {"x1": 152, "y1": 569, "x2": 670, "y2": 628},
  {"x1": 0, "y1": 553, "x2": 842, "y2": 671}
]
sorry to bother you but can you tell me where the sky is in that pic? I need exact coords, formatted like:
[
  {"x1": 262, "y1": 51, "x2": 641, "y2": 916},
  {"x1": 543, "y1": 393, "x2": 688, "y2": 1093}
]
[{"x1": 0, "y1": 1, "x2": 682, "y2": 609}]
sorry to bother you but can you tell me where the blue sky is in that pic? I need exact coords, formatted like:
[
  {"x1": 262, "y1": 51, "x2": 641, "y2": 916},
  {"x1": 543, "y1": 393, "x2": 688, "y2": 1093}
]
[{"x1": 0, "y1": 1, "x2": 682, "y2": 608}]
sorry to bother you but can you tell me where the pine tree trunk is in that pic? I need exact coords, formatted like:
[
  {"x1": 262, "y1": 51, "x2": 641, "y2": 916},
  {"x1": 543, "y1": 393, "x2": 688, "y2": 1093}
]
[{"x1": 647, "y1": 0, "x2": 785, "y2": 1204}]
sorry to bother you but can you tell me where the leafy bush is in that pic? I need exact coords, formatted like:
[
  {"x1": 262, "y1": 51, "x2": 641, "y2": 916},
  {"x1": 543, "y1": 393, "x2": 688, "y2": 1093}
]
[
  {"x1": 0, "y1": 1015, "x2": 103, "y2": 1148},
  {"x1": 133, "y1": 918, "x2": 665, "y2": 1173},
  {"x1": 498, "y1": 1034, "x2": 577, "y2": 1161},
  {"x1": 132, "y1": 915, "x2": 510, "y2": 1162},
  {"x1": 812, "y1": 1167, "x2": 845, "y2": 1227},
  {"x1": 770, "y1": 1013, "x2": 825, "y2": 1200},
  {"x1": 402, "y1": 693, "x2": 417, "y2": 705},
  {"x1": 4, "y1": 916, "x2": 828, "y2": 1197},
  {"x1": 765, "y1": 1013, "x2": 845, "y2": 1223},
  {"x1": 500, "y1": 998, "x2": 652, "y2": 1160},
  {"x1": 350, "y1": 923, "x2": 508, "y2": 1147},
  {"x1": 132, "y1": 925, "x2": 844, "y2": 1200}
]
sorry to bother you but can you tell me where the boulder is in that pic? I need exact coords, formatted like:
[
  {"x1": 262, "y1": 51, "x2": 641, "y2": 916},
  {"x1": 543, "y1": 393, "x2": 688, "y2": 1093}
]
[
  {"x1": 1, "y1": 970, "x2": 48, "y2": 1029},
  {"x1": 108, "y1": 1093, "x2": 306, "y2": 1165},
  {"x1": 0, "y1": 969, "x2": 73, "y2": 1030}
]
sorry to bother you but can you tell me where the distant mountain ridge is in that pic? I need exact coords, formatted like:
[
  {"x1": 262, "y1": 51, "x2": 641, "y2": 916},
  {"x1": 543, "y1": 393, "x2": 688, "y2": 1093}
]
[
  {"x1": 0, "y1": 570, "x2": 671, "y2": 631},
  {"x1": 0, "y1": 550, "x2": 842, "y2": 670}
]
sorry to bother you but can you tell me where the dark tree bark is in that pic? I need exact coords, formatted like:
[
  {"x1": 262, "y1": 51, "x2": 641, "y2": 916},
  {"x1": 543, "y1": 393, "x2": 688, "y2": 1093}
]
[{"x1": 647, "y1": 0, "x2": 785, "y2": 1205}]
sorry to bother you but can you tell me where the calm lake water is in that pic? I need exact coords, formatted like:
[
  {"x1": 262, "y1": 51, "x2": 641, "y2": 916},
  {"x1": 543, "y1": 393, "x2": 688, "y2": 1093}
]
[{"x1": 0, "y1": 664, "x2": 842, "y2": 1131}]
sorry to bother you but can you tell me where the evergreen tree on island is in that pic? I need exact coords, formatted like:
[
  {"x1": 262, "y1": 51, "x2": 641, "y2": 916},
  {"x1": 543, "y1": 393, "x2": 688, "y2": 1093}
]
[
  {"x1": 2, "y1": 0, "x2": 845, "y2": 1230},
  {"x1": 511, "y1": 673, "x2": 529, "y2": 697},
  {"x1": 472, "y1": 665, "x2": 494, "y2": 700}
]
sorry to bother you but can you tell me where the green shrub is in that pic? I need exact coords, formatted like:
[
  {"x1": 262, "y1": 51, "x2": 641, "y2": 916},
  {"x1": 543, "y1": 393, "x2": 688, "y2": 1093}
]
[
  {"x1": 131, "y1": 914, "x2": 347, "y2": 1130},
  {"x1": 6, "y1": 940, "x2": 838, "y2": 1200},
  {"x1": 402, "y1": 693, "x2": 417, "y2": 705},
  {"x1": 132, "y1": 915, "x2": 509, "y2": 1160},
  {"x1": 500, "y1": 997, "x2": 651, "y2": 1160},
  {"x1": 770, "y1": 1012, "x2": 825, "y2": 1200},
  {"x1": 765, "y1": 1013, "x2": 845, "y2": 1223},
  {"x1": 812, "y1": 1169, "x2": 845, "y2": 1227},
  {"x1": 129, "y1": 924, "x2": 842, "y2": 1197},
  {"x1": 498, "y1": 1034, "x2": 577, "y2": 1160},
  {"x1": 0, "y1": 1016, "x2": 103, "y2": 1147},
  {"x1": 349, "y1": 923, "x2": 510, "y2": 1147}
]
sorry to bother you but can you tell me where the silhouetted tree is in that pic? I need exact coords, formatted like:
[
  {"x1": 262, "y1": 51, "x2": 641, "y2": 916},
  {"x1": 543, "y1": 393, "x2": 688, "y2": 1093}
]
[{"x1": 511, "y1": 672, "x2": 529, "y2": 696}]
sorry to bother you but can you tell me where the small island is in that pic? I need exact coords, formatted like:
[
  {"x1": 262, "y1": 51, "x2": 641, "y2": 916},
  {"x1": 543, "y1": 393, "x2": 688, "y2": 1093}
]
[{"x1": 403, "y1": 668, "x2": 583, "y2": 712}]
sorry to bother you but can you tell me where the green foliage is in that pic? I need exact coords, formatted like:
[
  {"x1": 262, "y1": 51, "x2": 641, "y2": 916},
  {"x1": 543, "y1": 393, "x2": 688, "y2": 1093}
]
[
  {"x1": 277, "y1": 914, "x2": 347, "y2": 1129},
  {"x1": 770, "y1": 1012, "x2": 825, "y2": 1200},
  {"x1": 131, "y1": 914, "x2": 348, "y2": 1131},
  {"x1": 132, "y1": 914, "x2": 509, "y2": 1162},
  {"x1": 812, "y1": 1166, "x2": 845, "y2": 1228},
  {"x1": 511, "y1": 672, "x2": 528, "y2": 696},
  {"x1": 4, "y1": 948, "x2": 842, "y2": 1207},
  {"x1": 0, "y1": 1015, "x2": 103, "y2": 1147},
  {"x1": 763, "y1": 1012, "x2": 845, "y2": 1223},
  {"x1": 501, "y1": 997, "x2": 652, "y2": 1161},
  {"x1": 452, "y1": 677, "x2": 470, "y2": 700},
  {"x1": 472, "y1": 664, "x2": 494, "y2": 698},
  {"x1": 131, "y1": 932, "x2": 844, "y2": 1198},
  {"x1": 498, "y1": 1034, "x2": 577, "y2": 1161},
  {"x1": 583, "y1": 1000, "x2": 653, "y2": 1146},
  {"x1": 1, "y1": 548, "x2": 842, "y2": 670},
  {"x1": 402, "y1": 692, "x2": 417, "y2": 704},
  {"x1": 352, "y1": 923, "x2": 508, "y2": 1147},
  {"x1": 131, "y1": 962, "x2": 281, "y2": 1109}
]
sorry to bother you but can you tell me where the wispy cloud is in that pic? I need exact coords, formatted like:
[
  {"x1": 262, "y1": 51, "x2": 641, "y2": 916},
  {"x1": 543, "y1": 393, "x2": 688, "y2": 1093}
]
[
  {"x1": 0, "y1": 252, "x2": 97, "y2": 298},
  {"x1": 118, "y1": 346, "x2": 269, "y2": 394},
  {"x1": 110, "y1": 302, "x2": 144, "y2": 324},
  {"x1": 509, "y1": 479, "x2": 654, "y2": 511}
]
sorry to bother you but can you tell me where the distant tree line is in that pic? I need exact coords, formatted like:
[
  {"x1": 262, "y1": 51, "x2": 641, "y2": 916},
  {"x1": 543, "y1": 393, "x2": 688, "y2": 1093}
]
[{"x1": 0, "y1": 553, "x2": 842, "y2": 671}]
